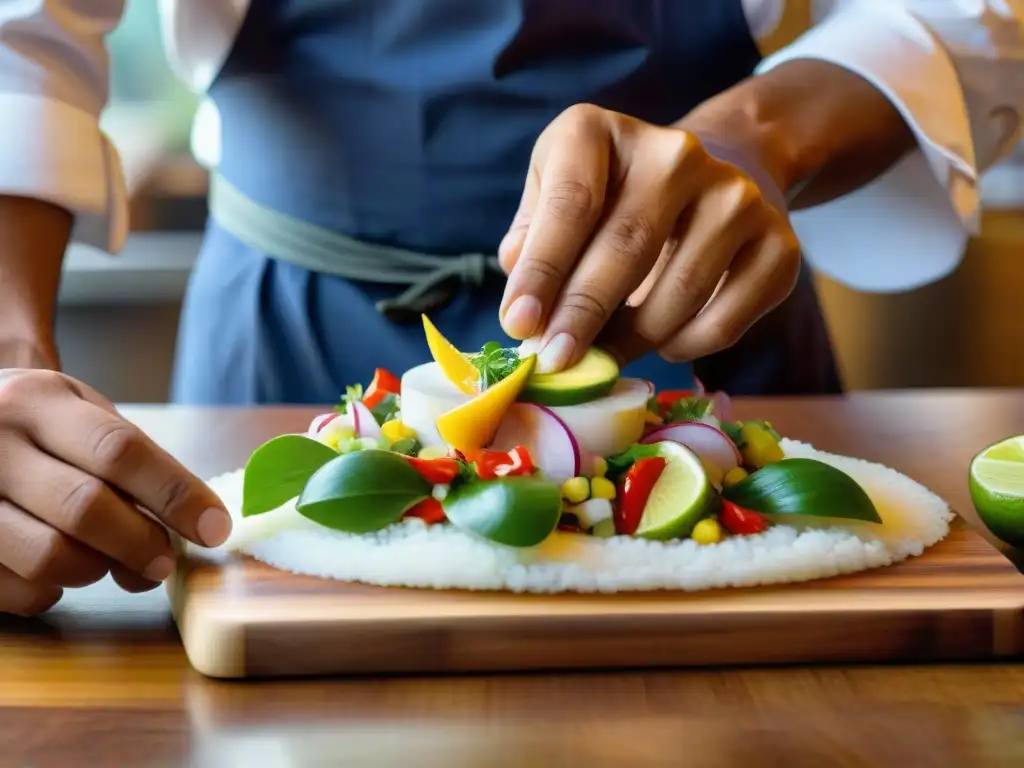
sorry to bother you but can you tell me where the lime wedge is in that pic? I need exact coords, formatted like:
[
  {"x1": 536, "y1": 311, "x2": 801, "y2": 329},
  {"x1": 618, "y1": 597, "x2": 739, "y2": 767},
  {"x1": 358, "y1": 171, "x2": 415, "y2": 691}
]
[
  {"x1": 969, "y1": 436, "x2": 1024, "y2": 547},
  {"x1": 635, "y1": 441, "x2": 715, "y2": 540}
]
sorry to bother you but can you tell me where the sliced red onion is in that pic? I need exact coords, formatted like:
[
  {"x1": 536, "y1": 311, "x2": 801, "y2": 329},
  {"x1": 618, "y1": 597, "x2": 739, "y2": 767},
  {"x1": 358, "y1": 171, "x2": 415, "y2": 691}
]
[
  {"x1": 490, "y1": 402, "x2": 581, "y2": 482},
  {"x1": 350, "y1": 401, "x2": 383, "y2": 441},
  {"x1": 641, "y1": 421, "x2": 740, "y2": 472}
]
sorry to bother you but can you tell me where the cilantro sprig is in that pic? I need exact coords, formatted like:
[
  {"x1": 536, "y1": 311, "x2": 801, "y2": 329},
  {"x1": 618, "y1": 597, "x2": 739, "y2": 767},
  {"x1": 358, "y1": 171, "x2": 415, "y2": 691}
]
[{"x1": 468, "y1": 342, "x2": 522, "y2": 390}]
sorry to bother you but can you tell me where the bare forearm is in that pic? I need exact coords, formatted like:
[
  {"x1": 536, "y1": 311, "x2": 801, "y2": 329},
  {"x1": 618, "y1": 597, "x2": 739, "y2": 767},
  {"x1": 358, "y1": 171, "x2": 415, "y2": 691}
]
[
  {"x1": 678, "y1": 59, "x2": 916, "y2": 209},
  {"x1": 0, "y1": 196, "x2": 70, "y2": 368}
]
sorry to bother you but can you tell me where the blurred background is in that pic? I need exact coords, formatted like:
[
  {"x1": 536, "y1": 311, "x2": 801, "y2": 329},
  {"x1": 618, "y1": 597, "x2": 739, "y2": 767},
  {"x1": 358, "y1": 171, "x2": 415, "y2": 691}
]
[{"x1": 64, "y1": 1, "x2": 1024, "y2": 402}]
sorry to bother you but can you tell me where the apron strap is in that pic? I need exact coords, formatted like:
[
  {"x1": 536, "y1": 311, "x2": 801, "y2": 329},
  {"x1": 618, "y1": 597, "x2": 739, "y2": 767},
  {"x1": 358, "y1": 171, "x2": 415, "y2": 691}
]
[{"x1": 208, "y1": 174, "x2": 504, "y2": 322}]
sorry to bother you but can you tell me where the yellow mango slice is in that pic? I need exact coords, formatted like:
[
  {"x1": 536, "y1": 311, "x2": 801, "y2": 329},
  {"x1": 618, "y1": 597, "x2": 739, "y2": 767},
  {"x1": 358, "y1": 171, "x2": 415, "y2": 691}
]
[
  {"x1": 422, "y1": 314, "x2": 479, "y2": 395},
  {"x1": 437, "y1": 355, "x2": 537, "y2": 453}
]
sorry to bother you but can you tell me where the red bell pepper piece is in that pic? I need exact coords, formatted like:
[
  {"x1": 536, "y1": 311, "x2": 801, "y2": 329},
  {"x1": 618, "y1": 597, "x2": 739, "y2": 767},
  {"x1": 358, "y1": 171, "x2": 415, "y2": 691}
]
[
  {"x1": 718, "y1": 500, "x2": 768, "y2": 536},
  {"x1": 404, "y1": 497, "x2": 446, "y2": 524},
  {"x1": 655, "y1": 389, "x2": 694, "y2": 412},
  {"x1": 614, "y1": 456, "x2": 667, "y2": 535},
  {"x1": 474, "y1": 445, "x2": 535, "y2": 480},
  {"x1": 361, "y1": 367, "x2": 401, "y2": 410},
  {"x1": 405, "y1": 456, "x2": 461, "y2": 485}
]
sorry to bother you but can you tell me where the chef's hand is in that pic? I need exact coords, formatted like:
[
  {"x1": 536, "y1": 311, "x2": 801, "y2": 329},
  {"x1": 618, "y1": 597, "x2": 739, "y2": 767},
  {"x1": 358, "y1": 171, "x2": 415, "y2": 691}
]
[
  {"x1": 498, "y1": 103, "x2": 801, "y2": 372},
  {"x1": 0, "y1": 368, "x2": 232, "y2": 616}
]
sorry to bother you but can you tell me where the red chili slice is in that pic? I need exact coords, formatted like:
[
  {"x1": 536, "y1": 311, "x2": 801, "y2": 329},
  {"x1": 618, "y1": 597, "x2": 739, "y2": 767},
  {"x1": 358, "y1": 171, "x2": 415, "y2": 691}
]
[
  {"x1": 405, "y1": 456, "x2": 461, "y2": 485},
  {"x1": 614, "y1": 456, "x2": 667, "y2": 535},
  {"x1": 718, "y1": 499, "x2": 768, "y2": 536},
  {"x1": 404, "y1": 497, "x2": 446, "y2": 524},
  {"x1": 361, "y1": 367, "x2": 401, "y2": 410}
]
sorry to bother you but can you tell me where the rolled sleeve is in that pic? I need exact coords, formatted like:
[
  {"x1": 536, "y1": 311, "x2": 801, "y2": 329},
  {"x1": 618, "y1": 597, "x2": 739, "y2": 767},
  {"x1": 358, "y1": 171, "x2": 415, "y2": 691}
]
[
  {"x1": 757, "y1": 1, "x2": 1024, "y2": 293},
  {"x1": 0, "y1": 1, "x2": 128, "y2": 254}
]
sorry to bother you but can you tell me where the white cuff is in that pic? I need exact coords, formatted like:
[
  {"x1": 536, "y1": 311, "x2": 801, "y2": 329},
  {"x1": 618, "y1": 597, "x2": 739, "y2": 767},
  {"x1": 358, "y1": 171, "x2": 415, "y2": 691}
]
[
  {"x1": 757, "y1": 5, "x2": 977, "y2": 293},
  {"x1": 0, "y1": 93, "x2": 128, "y2": 255}
]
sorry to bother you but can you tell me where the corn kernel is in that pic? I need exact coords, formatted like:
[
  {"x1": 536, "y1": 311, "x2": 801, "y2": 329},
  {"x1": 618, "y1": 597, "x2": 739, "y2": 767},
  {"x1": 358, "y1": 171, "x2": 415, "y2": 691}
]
[
  {"x1": 589, "y1": 476, "x2": 616, "y2": 500},
  {"x1": 381, "y1": 419, "x2": 417, "y2": 445},
  {"x1": 560, "y1": 476, "x2": 590, "y2": 504},
  {"x1": 691, "y1": 517, "x2": 723, "y2": 545},
  {"x1": 591, "y1": 456, "x2": 608, "y2": 478},
  {"x1": 722, "y1": 466, "x2": 749, "y2": 487}
]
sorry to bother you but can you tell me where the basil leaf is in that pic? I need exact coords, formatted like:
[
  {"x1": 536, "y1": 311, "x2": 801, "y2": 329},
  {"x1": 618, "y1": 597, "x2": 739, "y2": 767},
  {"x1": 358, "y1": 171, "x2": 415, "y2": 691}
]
[
  {"x1": 297, "y1": 450, "x2": 431, "y2": 533},
  {"x1": 722, "y1": 458, "x2": 882, "y2": 524},
  {"x1": 442, "y1": 476, "x2": 561, "y2": 547},
  {"x1": 242, "y1": 435, "x2": 339, "y2": 517}
]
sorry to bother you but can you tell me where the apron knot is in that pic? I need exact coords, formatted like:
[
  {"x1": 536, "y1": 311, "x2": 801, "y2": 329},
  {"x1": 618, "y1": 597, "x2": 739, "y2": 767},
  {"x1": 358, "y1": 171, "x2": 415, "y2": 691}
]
[{"x1": 375, "y1": 252, "x2": 502, "y2": 323}]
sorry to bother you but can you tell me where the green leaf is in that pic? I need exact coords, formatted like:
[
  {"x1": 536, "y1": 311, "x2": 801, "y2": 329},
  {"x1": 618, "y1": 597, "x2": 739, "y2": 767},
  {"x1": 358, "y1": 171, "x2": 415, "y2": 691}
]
[
  {"x1": 468, "y1": 341, "x2": 522, "y2": 390},
  {"x1": 721, "y1": 421, "x2": 744, "y2": 447},
  {"x1": 242, "y1": 435, "x2": 340, "y2": 517},
  {"x1": 370, "y1": 393, "x2": 401, "y2": 426},
  {"x1": 390, "y1": 436, "x2": 421, "y2": 456},
  {"x1": 605, "y1": 443, "x2": 663, "y2": 482},
  {"x1": 722, "y1": 458, "x2": 882, "y2": 524},
  {"x1": 334, "y1": 383, "x2": 365, "y2": 413},
  {"x1": 296, "y1": 450, "x2": 431, "y2": 533},
  {"x1": 442, "y1": 476, "x2": 562, "y2": 547},
  {"x1": 669, "y1": 397, "x2": 712, "y2": 423}
]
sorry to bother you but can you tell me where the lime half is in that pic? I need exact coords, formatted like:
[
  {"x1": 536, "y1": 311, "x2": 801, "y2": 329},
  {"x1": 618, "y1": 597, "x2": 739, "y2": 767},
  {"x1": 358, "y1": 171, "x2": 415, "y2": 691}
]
[
  {"x1": 969, "y1": 436, "x2": 1024, "y2": 547},
  {"x1": 635, "y1": 441, "x2": 715, "y2": 541}
]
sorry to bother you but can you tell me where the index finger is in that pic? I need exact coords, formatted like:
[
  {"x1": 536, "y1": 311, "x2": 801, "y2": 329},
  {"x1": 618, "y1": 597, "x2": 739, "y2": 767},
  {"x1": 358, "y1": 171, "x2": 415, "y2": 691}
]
[
  {"x1": 499, "y1": 111, "x2": 610, "y2": 340},
  {"x1": 30, "y1": 395, "x2": 232, "y2": 549}
]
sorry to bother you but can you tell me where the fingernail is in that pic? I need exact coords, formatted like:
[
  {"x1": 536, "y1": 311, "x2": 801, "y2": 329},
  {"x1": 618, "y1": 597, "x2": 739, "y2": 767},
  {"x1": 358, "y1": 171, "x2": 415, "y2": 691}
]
[
  {"x1": 144, "y1": 555, "x2": 175, "y2": 582},
  {"x1": 518, "y1": 336, "x2": 543, "y2": 357},
  {"x1": 537, "y1": 333, "x2": 575, "y2": 373},
  {"x1": 502, "y1": 295, "x2": 542, "y2": 338},
  {"x1": 197, "y1": 507, "x2": 233, "y2": 547}
]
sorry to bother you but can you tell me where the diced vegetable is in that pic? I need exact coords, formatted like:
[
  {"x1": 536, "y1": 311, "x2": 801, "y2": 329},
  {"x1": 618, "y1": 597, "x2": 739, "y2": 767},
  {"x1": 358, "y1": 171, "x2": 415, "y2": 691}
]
[
  {"x1": 561, "y1": 476, "x2": 590, "y2": 504},
  {"x1": 655, "y1": 389, "x2": 694, "y2": 412},
  {"x1": 739, "y1": 423, "x2": 784, "y2": 469},
  {"x1": 474, "y1": 445, "x2": 535, "y2": 480},
  {"x1": 417, "y1": 443, "x2": 450, "y2": 460},
  {"x1": 389, "y1": 436, "x2": 421, "y2": 456},
  {"x1": 436, "y1": 355, "x2": 537, "y2": 453},
  {"x1": 405, "y1": 456, "x2": 461, "y2": 485},
  {"x1": 722, "y1": 466, "x2": 748, "y2": 487},
  {"x1": 722, "y1": 459, "x2": 883, "y2": 524},
  {"x1": 718, "y1": 500, "x2": 768, "y2": 536},
  {"x1": 641, "y1": 421, "x2": 741, "y2": 474},
  {"x1": 591, "y1": 456, "x2": 608, "y2": 478},
  {"x1": 381, "y1": 418, "x2": 417, "y2": 445},
  {"x1": 591, "y1": 518, "x2": 617, "y2": 538},
  {"x1": 404, "y1": 497, "x2": 447, "y2": 524},
  {"x1": 615, "y1": 456, "x2": 668, "y2": 535},
  {"x1": 589, "y1": 476, "x2": 616, "y2": 500},
  {"x1": 691, "y1": 517, "x2": 724, "y2": 545},
  {"x1": 362, "y1": 368, "x2": 401, "y2": 410},
  {"x1": 490, "y1": 402, "x2": 580, "y2": 482},
  {"x1": 569, "y1": 498, "x2": 614, "y2": 529}
]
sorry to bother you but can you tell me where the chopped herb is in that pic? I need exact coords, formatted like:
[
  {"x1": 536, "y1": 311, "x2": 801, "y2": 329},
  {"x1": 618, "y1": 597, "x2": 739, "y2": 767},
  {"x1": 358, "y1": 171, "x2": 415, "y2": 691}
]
[
  {"x1": 468, "y1": 341, "x2": 522, "y2": 389},
  {"x1": 605, "y1": 443, "x2": 663, "y2": 482},
  {"x1": 334, "y1": 383, "x2": 365, "y2": 414},
  {"x1": 370, "y1": 393, "x2": 401, "y2": 426},
  {"x1": 669, "y1": 396, "x2": 713, "y2": 423},
  {"x1": 390, "y1": 436, "x2": 421, "y2": 456},
  {"x1": 721, "y1": 421, "x2": 745, "y2": 447}
]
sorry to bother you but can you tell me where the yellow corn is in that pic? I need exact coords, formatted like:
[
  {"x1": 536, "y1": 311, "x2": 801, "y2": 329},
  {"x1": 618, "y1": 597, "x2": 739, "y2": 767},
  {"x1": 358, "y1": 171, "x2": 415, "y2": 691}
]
[
  {"x1": 722, "y1": 466, "x2": 749, "y2": 487},
  {"x1": 561, "y1": 477, "x2": 590, "y2": 504},
  {"x1": 589, "y1": 476, "x2": 617, "y2": 500},
  {"x1": 692, "y1": 518, "x2": 723, "y2": 545},
  {"x1": 591, "y1": 456, "x2": 608, "y2": 478},
  {"x1": 381, "y1": 419, "x2": 417, "y2": 445}
]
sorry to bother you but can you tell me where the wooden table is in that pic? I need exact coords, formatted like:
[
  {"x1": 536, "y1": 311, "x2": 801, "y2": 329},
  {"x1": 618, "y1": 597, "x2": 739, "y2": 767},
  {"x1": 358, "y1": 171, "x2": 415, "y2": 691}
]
[{"x1": 4, "y1": 392, "x2": 1024, "y2": 767}]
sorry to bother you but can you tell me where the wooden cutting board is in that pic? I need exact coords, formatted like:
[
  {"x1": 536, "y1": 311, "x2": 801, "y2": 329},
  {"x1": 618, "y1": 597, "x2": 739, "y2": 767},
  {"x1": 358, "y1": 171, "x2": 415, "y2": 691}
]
[{"x1": 169, "y1": 520, "x2": 1024, "y2": 679}]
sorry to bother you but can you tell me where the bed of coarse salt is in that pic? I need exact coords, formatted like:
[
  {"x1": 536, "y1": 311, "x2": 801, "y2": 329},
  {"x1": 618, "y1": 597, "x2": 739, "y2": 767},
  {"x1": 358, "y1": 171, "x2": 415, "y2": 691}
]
[{"x1": 198, "y1": 439, "x2": 954, "y2": 594}]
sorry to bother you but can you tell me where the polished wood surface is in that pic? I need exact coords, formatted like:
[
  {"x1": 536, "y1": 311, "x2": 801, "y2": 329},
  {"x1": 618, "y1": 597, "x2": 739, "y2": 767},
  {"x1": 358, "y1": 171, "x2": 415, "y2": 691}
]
[
  {"x1": 173, "y1": 524, "x2": 1023, "y2": 679},
  {"x1": 5, "y1": 392, "x2": 1024, "y2": 766}
]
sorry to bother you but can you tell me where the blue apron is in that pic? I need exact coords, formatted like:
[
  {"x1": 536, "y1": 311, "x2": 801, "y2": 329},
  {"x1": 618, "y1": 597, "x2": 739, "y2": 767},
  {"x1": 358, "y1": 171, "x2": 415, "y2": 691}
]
[{"x1": 171, "y1": 0, "x2": 842, "y2": 405}]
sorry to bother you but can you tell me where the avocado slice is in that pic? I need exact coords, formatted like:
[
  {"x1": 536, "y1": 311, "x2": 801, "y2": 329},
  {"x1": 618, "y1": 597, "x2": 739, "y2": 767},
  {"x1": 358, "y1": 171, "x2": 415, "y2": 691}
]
[{"x1": 518, "y1": 347, "x2": 620, "y2": 407}]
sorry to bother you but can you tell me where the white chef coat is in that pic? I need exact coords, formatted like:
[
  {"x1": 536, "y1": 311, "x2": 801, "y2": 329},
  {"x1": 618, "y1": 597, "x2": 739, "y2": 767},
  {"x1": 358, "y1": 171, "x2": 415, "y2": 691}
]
[{"x1": 0, "y1": 0, "x2": 1022, "y2": 293}]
